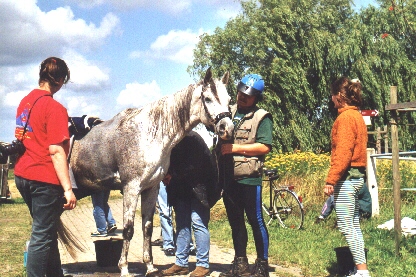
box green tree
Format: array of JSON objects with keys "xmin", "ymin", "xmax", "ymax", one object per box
[
  {"xmin": 189, "ymin": 0, "xmax": 416, "ymax": 152},
  {"xmin": 356, "ymin": 0, "xmax": 416, "ymax": 151}
]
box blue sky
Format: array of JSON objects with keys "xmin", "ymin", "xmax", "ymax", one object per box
[{"xmin": 0, "ymin": 0, "xmax": 377, "ymax": 145}]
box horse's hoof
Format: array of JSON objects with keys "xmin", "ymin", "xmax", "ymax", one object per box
[{"xmin": 146, "ymin": 269, "xmax": 162, "ymax": 277}]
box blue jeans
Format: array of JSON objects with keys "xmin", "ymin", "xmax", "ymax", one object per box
[
  {"xmin": 320, "ymin": 195, "xmax": 335, "ymax": 218},
  {"xmin": 174, "ymin": 197, "xmax": 210, "ymax": 268},
  {"xmin": 91, "ymin": 190, "xmax": 116, "ymax": 233},
  {"xmin": 16, "ymin": 176, "xmax": 65, "ymax": 277},
  {"xmin": 158, "ymin": 183, "xmax": 175, "ymax": 250}
]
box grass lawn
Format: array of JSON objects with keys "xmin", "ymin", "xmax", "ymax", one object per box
[
  {"xmin": 2, "ymin": 170, "xmax": 416, "ymax": 276},
  {"xmin": 209, "ymin": 197, "xmax": 416, "ymax": 277},
  {"xmin": 0, "ymin": 178, "xmax": 121, "ymax": 277},
  {"xmin": 0, "ymin": 182, "xmax": 31, "ymax": 277}
]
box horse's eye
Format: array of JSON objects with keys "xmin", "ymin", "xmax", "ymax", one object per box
[{"xmin": 204, "ymin": 97, "xmax": 212, "ymax": 103}]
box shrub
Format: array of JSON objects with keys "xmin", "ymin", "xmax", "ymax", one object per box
[
  {"xmin": 264, "ymin": 151, "xmax": 330, "ymax": 206},
  {"xmin": 376, "ymin": 159, "xmax": 416, "ymax": 203}
]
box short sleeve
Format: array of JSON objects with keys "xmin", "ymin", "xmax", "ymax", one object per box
[
  {"xmin": 256, "ymin": 114, "xmax": 273, "ymax": 145},
  {"xmin": 45, "ymin": 101, "xmax": 70, "ymax": 146}
]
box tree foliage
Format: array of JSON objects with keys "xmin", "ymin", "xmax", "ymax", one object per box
[{"xmin": 189, "ymin": 0, "xmax": 416, "ymax": 152}]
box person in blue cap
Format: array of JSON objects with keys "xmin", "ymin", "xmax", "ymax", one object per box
[{"xmin": 217, "ymin": 74, "xmax": 273, "ymax": 277}]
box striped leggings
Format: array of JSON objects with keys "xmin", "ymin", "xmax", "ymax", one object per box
[{"xmin": 334, "ymin": 178, "xmax": 367, "ymax": 265}]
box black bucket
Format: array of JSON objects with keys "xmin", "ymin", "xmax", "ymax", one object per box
[
  {"xmin": 94, "ymin": 238, "xmax": 123, "ymax": 267},
  {"xmin": 334, "ymin": 246, "xmax": 368, "ymax": 275}
]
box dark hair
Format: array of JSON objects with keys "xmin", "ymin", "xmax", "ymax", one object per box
[
  {"xmin": 330, "ymin": 76, "xmax": 362, "ymax": 107},
  {"xmin": 38, "ymin": 57, "xmax": 70, "ymax": 87}
]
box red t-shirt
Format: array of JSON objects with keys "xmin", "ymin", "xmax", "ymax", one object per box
[{"xmin": 14, "ymin": 89, "xmax": 70, "ymax": 185}]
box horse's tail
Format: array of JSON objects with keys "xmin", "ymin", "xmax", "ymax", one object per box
[{"xmin": 57, "ymin": 218, "xmax": 87, "ymax": 260}]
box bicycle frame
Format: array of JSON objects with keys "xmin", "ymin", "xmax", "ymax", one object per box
[
  {"xmin": 267, "ymin": 173, "xmax": 279, "ymax": 214},
  {"xmin": 262, "ymin": 169, "xmax": 304, "ymax": 229}
]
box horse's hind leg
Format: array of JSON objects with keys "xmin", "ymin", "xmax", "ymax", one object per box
[
  {"xmin": 141, "ymin": 185, "xmax": 161, "ymax": 277},
  {"xmin": 119, "ymin": 181, "xmax": 140, "ymax": 277}
]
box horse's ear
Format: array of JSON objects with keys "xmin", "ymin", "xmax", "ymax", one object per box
[
  {"xmin": 221, "ymin": 71, "xmax": 230, "ymax": 85},
  {"xmin": 204, "ymin": 67, "xmax": 212, "ymax": 84}
]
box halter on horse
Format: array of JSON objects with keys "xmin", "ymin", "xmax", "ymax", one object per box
[{"xmin": 67, "ymin": 68, "xmax": 233, "ymax": 277}]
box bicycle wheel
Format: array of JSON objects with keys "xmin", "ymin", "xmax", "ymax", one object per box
[{"xmin": 273, "ymin": 188, "xmax": 304, "ymax": 229}]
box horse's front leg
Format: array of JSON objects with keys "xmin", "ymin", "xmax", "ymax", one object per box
[
  {"xmin": 141, "ymin": 186, "xmax": 162, "ymax": 277},
  {"xmin": 119, "ymin": 181, "xmax": 140, "ymax": 277}
]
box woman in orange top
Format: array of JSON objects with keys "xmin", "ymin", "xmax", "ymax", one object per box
[{"xmin": 324, "ymin": 77, "xmax": 370, "ymax": 277}]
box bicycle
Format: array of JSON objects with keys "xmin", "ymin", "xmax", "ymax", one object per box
[{"xmin": 261, "ymin": 169, "xmax": 305, "ymax": 229}]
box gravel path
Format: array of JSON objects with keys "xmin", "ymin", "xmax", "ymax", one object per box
[{"xmin": 59, "ymin": 198, "xmax": 303, "ymax": 277}]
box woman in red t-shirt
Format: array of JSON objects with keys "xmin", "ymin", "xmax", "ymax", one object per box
[{"xmin": 15, "ymin": 57, "xmax": 77, "ymax": 277}]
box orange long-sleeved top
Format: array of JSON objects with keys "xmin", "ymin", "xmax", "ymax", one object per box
[{"xmin": 325, "ymin": 106, "xmax": 368, "ymax": 185}]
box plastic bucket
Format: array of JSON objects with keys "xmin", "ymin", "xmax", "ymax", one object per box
[
  {"xmin": 334, "ymin": 246, "xmax": 368, "ymax": 275},
  {"xmin": 94, "ymin": 238, "xmax": 123, "ymax": 267}
]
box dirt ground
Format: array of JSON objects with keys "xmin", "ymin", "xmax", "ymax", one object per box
[{"xmin": 58, "ymin": 197, "xmax": 304, "ymax": 277}]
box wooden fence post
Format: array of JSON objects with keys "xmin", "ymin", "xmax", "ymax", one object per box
[
  {"xmin": 389, "ymin": 86, "xmax": 401, "ymax": 256},
  {"xmin": 366, "ymin": 148, "xmax": 379, "ymax": 216},
  {"xmin": 376, "ymin": 127, "xmax": 381, "ymax": 154},
  {"xmin": 383, "ymin": 125, "xmax": 389, "ymax": 153}
]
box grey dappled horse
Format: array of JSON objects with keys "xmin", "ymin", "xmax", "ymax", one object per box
[{"xmin": 69, "ymin": 68, "xmax": 233, "ymax": 277}]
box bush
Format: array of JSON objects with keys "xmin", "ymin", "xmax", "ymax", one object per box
[
  {"xmin": 376, "ymin": 159, "xmax": 416, "ymax": 203},
  {"xmin": 264, "ymin": 151, "xmax": 330, "ymax": 206}
]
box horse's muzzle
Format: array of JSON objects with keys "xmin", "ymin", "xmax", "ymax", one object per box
[
  {"xmin": 214, "ymin": 112, "xmax": 231, "ymax": 125},
  {"xmin": 216, "ymin": 117, "xmax": 233, "ymax": 141}
]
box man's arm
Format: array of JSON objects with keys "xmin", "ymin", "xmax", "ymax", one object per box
[{"xmin": 220, "ymin": 142, "xmax": 271, "ymax": 156}]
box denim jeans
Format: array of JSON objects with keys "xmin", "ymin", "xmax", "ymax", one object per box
[
  {"xmin": 320, "ymin": 195, "xmax": 335, "ymax": 218},
  {"xmin": 174, "ymin": 197, "xmax": 210, "ymax": 268},
  {"xmin": 91, "ymin": 190, "xmax": 116, "ymax": 233},
  {"xmin": 16, "ymin": 176, "xmax": 65, "ymax": 277},
  {"xmin": 158, "ymin": 183, "xmax": 175, "ymax": 250}
]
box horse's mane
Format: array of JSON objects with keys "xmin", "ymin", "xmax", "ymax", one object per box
[
  {"xmin": 115, "ymin": 76, "xmax": 220, "ymax": 139},
  {"xmin": 150, "ymin": 77, "xmax": 220, "ymax": 137},
  {"xmin": 148, "ymin": 83, "xmax": 194, "ymax": 136},
  {"xmin": 115, "ymin": 83, "xmax": 195, "ymax": 137}
]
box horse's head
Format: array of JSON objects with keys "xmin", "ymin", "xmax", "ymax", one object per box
[{"xmin": 198, "ymin": 67, "xmax": 234, "ymax": 141}]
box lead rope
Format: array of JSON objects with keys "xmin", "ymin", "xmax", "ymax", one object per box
[{"xmin": 214, "ymin": 134, "xmax": 238, "ymax": 206}]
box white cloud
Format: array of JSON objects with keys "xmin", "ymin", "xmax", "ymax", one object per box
[
  {"xmin": 0, "ymin": 0, "xmax": 239, "ymax": 144},
  {"xmin": 67, "ymin": 0, "xmax": 192, "ymax": 14},
  {"xmin": 130, "ymin": 29, "xmax": 203, "ymax": 64},
  {"xmin": 0, "ymin": 49, "xmax": 112, "ymax": 143},
  {"xmin": 123, "ymin": 0, "xmax": 192, "ymax": 14},
  {"xmin": 4, "ymin": 90, "xmax": 29, "ymax": 107},
  {"xmin": 64, "ymin": 95, "xmax": 102, "ymax": 117},
  {"xmin": 68, "ymin": 0, "xmax": 240, "ymax": 17},
  {"xmin": 65, "ymin": 0, "xmax": 104, "ymax": 9},
  {"xmin": 116, "ymin": 80, "xmax": 162, "ymax": 109},
  {"xmin": 0, "ymin": 1, "xmax": 118, "ymax": 142},
  {"xmin": 63, "ymin": 50, "xmax": 110, "ymax": 92},
  {"xmin": 0, "ymin": 62, "xmax": 39, "ymax": 93},
  {"xmin": 0, "ymin": 0, "xmax": 119, "ymax": 65}
]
